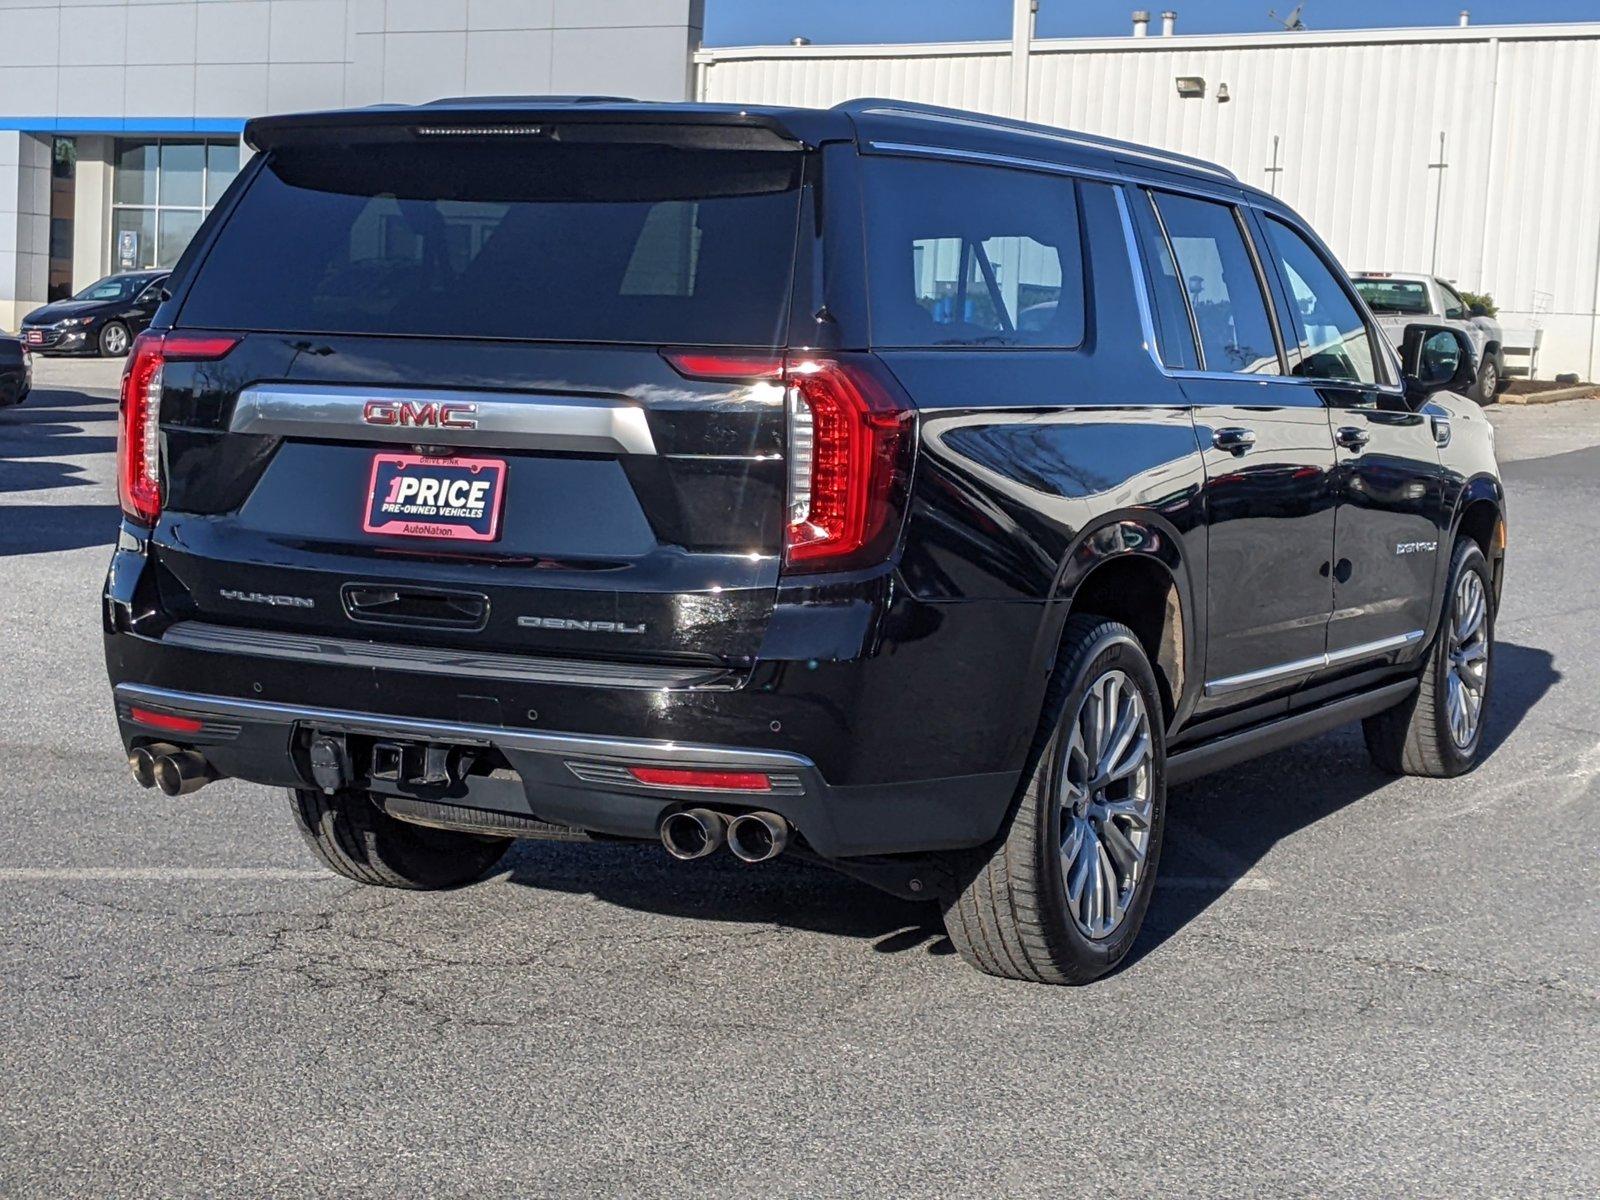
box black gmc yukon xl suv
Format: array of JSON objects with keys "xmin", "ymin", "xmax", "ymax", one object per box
[{"xmin": 104, "ymin": 98, "xmax": 1506, "ymax": 985}]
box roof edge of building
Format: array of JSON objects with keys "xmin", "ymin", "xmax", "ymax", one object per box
[{"xmin": 696, "ymin": 20, "xmax": 1600, "ymax": 64}]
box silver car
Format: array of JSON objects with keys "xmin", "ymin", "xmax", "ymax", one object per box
[{"xmin": 1353, "ymin": 272, "xmax": 1503, "ymax": 403}]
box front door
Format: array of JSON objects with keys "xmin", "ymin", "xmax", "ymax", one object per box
[{"xmin": 1250, "ymin": 211, "xmax": 1447, "ymax": 663}]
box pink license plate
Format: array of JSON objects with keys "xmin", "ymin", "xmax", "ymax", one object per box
[{"xmin": 362, "ymin": 453, "xmax": 507, "ymax": 542}]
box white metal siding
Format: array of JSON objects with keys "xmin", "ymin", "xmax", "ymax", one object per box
[{"xmin": 702, "ymin": 26, "xmax": 1600, "ymax": 378}]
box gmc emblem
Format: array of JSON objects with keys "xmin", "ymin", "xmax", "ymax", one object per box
[{"xmin": 362, "ymin": 400, "xmax": 478, "ymax": 429}]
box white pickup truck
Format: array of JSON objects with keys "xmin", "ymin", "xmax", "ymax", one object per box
[{"xmin": 1352, "ymin": 272, "xmax": 1503, "ymax": 403}]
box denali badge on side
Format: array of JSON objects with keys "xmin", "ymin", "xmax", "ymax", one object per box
[
  {"xmin": 1395, "ymin": 541, "xmax": 1438, "ymax": 556},
  {"xmin": 518, "ymin": 616, "xmax": 646, "ymax": 635},
  {"xmin": 221, "ymin": 589, "xmax": 315, "ymax": 608}
]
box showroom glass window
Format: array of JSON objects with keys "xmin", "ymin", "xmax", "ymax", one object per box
[{"xmin": 111, "ymin": 139, "xmax": 241, "ymax": 271}]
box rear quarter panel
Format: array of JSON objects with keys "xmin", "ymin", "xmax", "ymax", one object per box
[{"xmin": 874, "ymin": 179, "xmax": 1209, "ymax": 760}]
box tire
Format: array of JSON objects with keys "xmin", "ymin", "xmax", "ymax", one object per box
[
  {"xmin": 1363, "ymin": 538, "xmax": 1494, "ymax": 777},
  {"xmin": 97, "ymin": 321, "xmax": 130, "ymax": 358},
  {"xmin": 289, "ymin": 788, "xmax": 511, "ymax": 889},
  {"xmin": 1472, "ymin": 351, "xmax": 1499, "ymax": 405},
  {"xmin": 943, "ymin": 615, "xmax": 1167, "ymax": 985}
]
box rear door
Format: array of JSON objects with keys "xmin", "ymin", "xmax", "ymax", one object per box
[
  {"xmin": 153, "ymin": 134, "xmax": 807, "ymax": 669},
  {"xmin": 1131, "ymin": 188, "xmax": 1338, "ymax": 706}
]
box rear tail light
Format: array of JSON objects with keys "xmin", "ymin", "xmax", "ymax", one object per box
[
  {"xmin": 117, "ymin": 332, "xmax": 238, "ymax": 525},
  {"xmin": 663, "ymin": 351, "xmax": 916, "ymax": 573}
]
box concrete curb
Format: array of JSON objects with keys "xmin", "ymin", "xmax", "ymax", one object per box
[{"xmin": 1499, "ymin": 385, "xmax": 1598, "ymax": 405}]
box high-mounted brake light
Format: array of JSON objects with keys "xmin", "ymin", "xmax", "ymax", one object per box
[
  {"xmin": 661, "ymin": 350, "xmax": 916, "ymax": 573},
  {"xmin": 628, "ymin": 766, "xmax": 772, "ymax": 792},
  {"xmin": 118, "ymin": 332, "xmax": 238, "ymax": 525}
]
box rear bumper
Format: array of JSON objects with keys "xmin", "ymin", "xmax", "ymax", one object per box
[
  {"xmin": 110, "ymin": 680, "xmax": 1016, "ymax": 859},
  {"xmin": 104, "ymin": 528, "xmax": 1039, "ymax": 857}
]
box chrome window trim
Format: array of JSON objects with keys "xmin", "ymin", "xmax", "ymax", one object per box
[
  {"xmin": 1204, "ymin": 630, "xmax": 1425, "ymax": 697},
  {"xmin": 1117, "ymin": 185, "xmax": 1410, "ymax": 401},
  {"xmin": 229, "ymin": 383, "xmax": 658, "ymax": 456},
  {"xmin": 1113, "ymin": 184, "xmax": 1168, "ymax": 373},
  {"xmin": 115, "ymin": 683, "xmax": 816, "ymax": 771}
]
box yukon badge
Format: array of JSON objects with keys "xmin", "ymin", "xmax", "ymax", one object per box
[
  {"xmin": 221, "ymin": 589, "xmax": 315, "ymax": 608},
  {"xmin": 362, "ymin": 399, "xmax": 478, "ymax": 429}
]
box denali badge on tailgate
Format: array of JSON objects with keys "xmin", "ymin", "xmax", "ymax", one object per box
[{"xmin": 363, "ymin": 453, "xmax": 506, "ymax": 542}]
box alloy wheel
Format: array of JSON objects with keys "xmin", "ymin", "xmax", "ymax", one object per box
[
  {"xmin": 103, "ymin": 325, "xmax": 128, "ymax": 356},
  {"xmin": 1057, "ymin": 669, "xmax": 1155, "ymax": 939},
  {"xmin": 1446, "ymin": 569, "xmax": 1489, "ymax": 747}
]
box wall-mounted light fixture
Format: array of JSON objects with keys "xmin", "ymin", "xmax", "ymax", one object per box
[
  {"xmin": 1175, "ymin": 76, "xmax": 1205, "ymax": 98},
  {"xmin": 1216, "ymin": 82, "xmax": 1230, "ymax": 103}
]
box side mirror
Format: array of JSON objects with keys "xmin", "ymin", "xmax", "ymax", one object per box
[
  {"xmin": 1468, "ymin": 303, "xmax": 1489, "ymax": 318},
  {"xmin": 1400, "ymin": 324, "xmax": 1476, "ymax": 401}
]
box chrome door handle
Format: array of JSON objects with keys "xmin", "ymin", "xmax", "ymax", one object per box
[
  {"xmin": 1336, "ymin": 426, "xmax": 1371, "ymax": 451},
  {"xmin": 1212, "ymin": 427, "xmax": 1256, "ymax": 455},
  {"xmin": 1431, "ymin": 415, "xmax": 1452, "ymax": 447}
]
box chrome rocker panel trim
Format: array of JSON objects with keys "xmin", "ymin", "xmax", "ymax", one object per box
[{"xmin": 1203, "ymin": 630, "xmax": 1425, "ymax": 698}]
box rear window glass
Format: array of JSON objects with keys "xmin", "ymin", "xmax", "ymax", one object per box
[
  {"xmin": 179, "ymin": 142, "xmax": 803, "ymax": 346},
  {"xmin": 1353, "ymin": 279, "xmax": 1430, "ymax": 315},
  {"xmin": 861, "ymin": 156, "xmax": 1085, "ymax": 348}
]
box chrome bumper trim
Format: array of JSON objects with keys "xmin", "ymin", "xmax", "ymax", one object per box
[
  {"xmin": 113, "ymin": 683, "xmax": 815, "ymax": 772},
  {"xmin": 159, "ymin": 620, "xmax": 738, "ymax": 691}
]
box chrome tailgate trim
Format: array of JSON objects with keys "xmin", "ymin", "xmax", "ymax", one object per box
[{"xmin": 229, "ymin": 383, "xmax": 657, "ymax": 455}]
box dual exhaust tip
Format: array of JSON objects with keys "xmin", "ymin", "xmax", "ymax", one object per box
[
  {"xmin": 128, "ymin": 744, "xmax": 217, "ymax": 797},
  {"xmin": 660, "ymin": 808, "xmax": 790, "ymax": 864}
]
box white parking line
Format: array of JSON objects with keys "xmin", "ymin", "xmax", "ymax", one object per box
[{"xmin": 0, "ymin": 867, "xmax": 333, "ymax": 882}]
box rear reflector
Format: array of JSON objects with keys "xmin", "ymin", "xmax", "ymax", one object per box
[
  {"xmin": 627, "ymin": 766, "xmax": 772, "ymax": 792},
  {"xmin": 661, "ymin": 351, "xmax": 783, "ymax": 381},
  {"xmin": 128, "ymin": 707, "xmax": 204, "ymax": 734}
]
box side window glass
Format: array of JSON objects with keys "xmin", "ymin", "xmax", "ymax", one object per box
[
  {"xmin": 861, "ymin": 155, "xmax": 1085, "ymax": 348},
  {"xmin": 1261, "ymin": 216, "xmax": 1380, "ymax": 385},
  {"xmin": 1150, "ymin": 192, "xmax": 1281, "ymax": 375},
  {"xmin": 1129, "ymin": 190, "xmax": 1199, "ymax": 370},
  {"xmin": 1438, "ymin": 281, "xmax": 1468, "ymax": 320}
]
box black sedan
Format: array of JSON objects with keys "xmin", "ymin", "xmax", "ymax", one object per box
[
  {"xmin": 1, "ymin": 333, "xmax": 30, "ymax": 406},
  {"xmin": 20, "ymin": 270, "xmax": 168, "ymax": 358}
]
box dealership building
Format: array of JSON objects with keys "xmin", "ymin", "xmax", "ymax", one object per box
[
  {"xmin": 3, "ymin": 2, "xmax": 1599, "ymax": 380},
  {"xmin": 0, "ymin": 0, "xmax": 706, "ymax": 331}
]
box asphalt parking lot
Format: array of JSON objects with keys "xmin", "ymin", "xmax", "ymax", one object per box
[{"xmin": 2, "ymin": 357, "xmax": 1596, "ymax": 1198}]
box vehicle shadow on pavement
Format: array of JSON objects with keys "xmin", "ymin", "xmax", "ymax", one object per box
[
  {"xmin": 500, "ymin": 842, "xmax": 953, "ymax": 958},
  {"xmin": 0, "ymin": 503, "xmax": 122, "ymax": 556},
  {"xmin": 1, "ymin": 391, "xmax": 118, "ymax": 489},
  {"xmin": 501, "ymin": 642, "xmax": 1555, "ymax": 975},
  {"xmin": 1128, "ymin": 639, "xmax": 1559, "ymax": 970}
]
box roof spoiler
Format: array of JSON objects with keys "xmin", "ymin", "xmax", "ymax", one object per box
[{"xmin": 244, "ymin": 101, "xmax": 815, "ymax": 154}]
